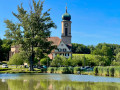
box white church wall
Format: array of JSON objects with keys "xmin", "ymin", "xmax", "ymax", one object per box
[
  {"xmin": 54, "ymin": 41, "xmax": 70, "ymax": 52},
  {"xmin": 53, "ymin": 53, "xmax": 72, "ymax": 59}
]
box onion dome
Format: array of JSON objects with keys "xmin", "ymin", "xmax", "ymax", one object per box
[{"xmin": 62, "ymin": 6, "xmax": 71, "ymax": 21}]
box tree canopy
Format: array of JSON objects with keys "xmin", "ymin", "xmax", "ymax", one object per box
[
  {"xmin": 0, "ymin": 39, "xmax": 12, "ymax": 61},
  {"xmin": 4, "ymin": 0, "xmax": 56, "ymax": 70}
]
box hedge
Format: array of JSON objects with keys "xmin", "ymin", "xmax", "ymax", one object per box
[{"xmin": 94, "ymin": 66, "xmax": 120, "ymax": 77}]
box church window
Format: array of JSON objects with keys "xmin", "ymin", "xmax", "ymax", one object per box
[
  {"xmin": 58, "ymin": 49, "xmax": 61, "ymax": 52},
  {"xmin": 65, "ymin": 53, "xmax": 66, "ymax": 56},
  {"xmin": 68, "ymin": 53, "xmax": 69, "ymax": 56},
  {"xmin": 63, "ymin": 48, "xmax": 66, "ymax": 52},
  {"xmin": 65, "ymin": 28, "xmax": 68, "ymax": 36},
  {"xmin": 65, "ymin": 49, "xmax": 66, "ymax": 52},
  {"xmin": 60, "ymin": 49, "xmax": 62, "ymax": 52},
  {"xmin": 61, "ymin": 44, "xmax": 63, "ymax": 46}
]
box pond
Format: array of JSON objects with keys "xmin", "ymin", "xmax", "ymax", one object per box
[{"xmin": 0, "ymin": 73, "xmax": 120, "ymax": 90}]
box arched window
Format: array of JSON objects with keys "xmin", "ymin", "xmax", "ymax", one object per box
[
  {"xmin": 65, "ymin": 49, "xmax": 66, "ymax": 52},
  {"xmin": 65, "ymin": 28, "xmax": 68, "ymax": 36}
]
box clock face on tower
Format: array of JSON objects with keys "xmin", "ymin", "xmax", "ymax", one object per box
[{"xmin": 64, "ymin": 23, "xmax": 68, "ymax": 27}]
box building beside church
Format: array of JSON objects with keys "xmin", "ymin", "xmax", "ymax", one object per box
[{"xmin": 9, "ymin": 7, "xmax": 72, "ymax": 59}]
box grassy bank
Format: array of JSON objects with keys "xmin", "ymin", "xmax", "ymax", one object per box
[
  {"xmin": 0, "ymin": 67, "xmax": 93, "ymax": 75},
  {"xmin": 0, "ymin": 67, "xmax": 42, "ymax": 73},
  {"xmin": 94, "ymin": 66, "xmax": 120, "ymax": 77}
]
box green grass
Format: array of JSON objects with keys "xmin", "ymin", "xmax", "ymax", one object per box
[
  {"xmin": 73, "ymin": 54, "xmax": 95, "ymax": 58},
  {"xmin": 0, "ymin": 65, "xmax": 42, "ymax": 73},
  {"xmin": 0, "ymin": 68, "xmax": 42, "ymax": 73}
]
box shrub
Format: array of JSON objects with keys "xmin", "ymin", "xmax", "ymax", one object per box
[
  {"xmin": 40, "ymin": 57, "xmax": 51, "ymax": 66},
  {"xmin": 109, "ymin": 67, "xmax": 114, "ymax": 77},
  {"xmin": 103, "ymin": 67, "xmax": 109, "ymax": 76},
  {"xmin": 41, "ymin": 68, "xmax": 47, "ymax": 73},
  {"xmin": 98, "ymin": 66, "xmax": 103, "ymax": 75},
  {"xmin": 73, "ymin": 67, "xmax": 81, "ymax": 74},
  {"xmin": 47, "ymin": 67, "xmax": 55, "ymax": 73},
  {"xmin": 94, "ymin": 66, "xmax": 120, "ymax": 77},
  {"xmin": 114, "ymin": 67, "xmax": 120, "ymax": 77},
  {"xmin": 94, "ymin": 66, "xmax": 98, "ymax": 75},
  {"xmin": 50, "ymin": 55, "xmax": 63, "ymax": 67},
  {"xmin": 8, "ymin": 52, "xmax": 28, "ymax": 65},
  {"xmin": 68, "ymin": 67, "xmax": 74, "ymax": 74},
  {"xmin": 57, "ymin": 67, "xmax": 69, "ymax": 74}
]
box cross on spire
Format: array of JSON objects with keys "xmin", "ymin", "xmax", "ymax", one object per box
[{"xmin": 66, "ymin": 3, "xmax": 67, "ymax": 13}]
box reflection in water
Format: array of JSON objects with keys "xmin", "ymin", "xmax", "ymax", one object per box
[
  {"xmin": 0, "ymin": 73, "xmax": 120, "ymax": 90},
  {"xmin": 2, "ymin": 79, "xmax": 6, "ymax": 82}
]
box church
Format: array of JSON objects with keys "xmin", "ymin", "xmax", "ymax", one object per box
[
  {"xmin": 9, "ymin": 7, "xmax": 72, "ymax": 59},
  {"xmin": 48, "ymin": 7, "xmax": 72, "ymax": 59}
]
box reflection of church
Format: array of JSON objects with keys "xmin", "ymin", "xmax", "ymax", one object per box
[
  {"xmin": 48, "ymin": 7, "xmax": 72, "ymax": 59},
  {"xmin": 9, "ymin": 7, "xmax": 72, "ymax": 59}
]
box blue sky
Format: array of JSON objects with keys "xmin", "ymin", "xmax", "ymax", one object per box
[{"xmin": 1, "ymin": 0, "xmax": 120, "ymax": 45}]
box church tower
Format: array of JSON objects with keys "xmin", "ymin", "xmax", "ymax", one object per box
[{"xmin": 61, "ymin": 6, "xmax": 72, "ymax": 45}]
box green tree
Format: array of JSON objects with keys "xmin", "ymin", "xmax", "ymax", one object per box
[
  {"xmin": 0, "ymin": 39, "xmax": 12, "ymax": 61},
  {"xmin": 101, "ymin": 45, "xmax": 113, "ymax": 57},
  {"xmin": 116, "ymin": 52, "xmax": 120, "ymax": 62},
  {"xmin": 62, "ymin": 57, "xmax": 72, "ymax": 66},
  {"xmin": 71, "ymin": 56, "xmax": 83, "ymax": 66},
  {"xmin": 8, "ymin": 52, "xmax": 28, "ymax": 65},
  {"xmin": 72, "ymin": 43, "xmax": 90, "ymax": 54},
  {"xmin": 40, "ymin": 56, "xmax": 51, "ymax": 66},
  {"xmin": 50, "ymin": 55, "xmax": 63, "ymax": 67},
  {"xmin": 4, "ymin": 0, "xmax": 56, "ymax": 71},
  {"xmin": 0, "ymin": 39, "xmax": 3, "ymax": 61}
]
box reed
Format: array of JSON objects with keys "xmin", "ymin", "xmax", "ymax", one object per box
[{"xmin": 94, "ymin": 66, "xmax": 120, "ymax": 77}]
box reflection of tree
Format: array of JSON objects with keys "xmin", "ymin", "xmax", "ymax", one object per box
[
  {"xmin": 0, "ymin": 79, "xmax": 8, "ymax": 90},
  {"xmin": 2, "ymin": 78, "xmax": 120, "ymax": 90}
]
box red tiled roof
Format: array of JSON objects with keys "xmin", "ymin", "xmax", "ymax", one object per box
[{"xmin": 47, "ymin": 37, "xmax": 61, "ymax": 46}]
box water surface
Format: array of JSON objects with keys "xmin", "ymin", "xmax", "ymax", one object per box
[{"xmin": 0, "ymin": 73, "xmax": 120, "ymax": 90}]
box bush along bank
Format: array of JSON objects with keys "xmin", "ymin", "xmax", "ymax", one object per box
[
  {"xmin": 94, "ymin": 66, "xmax": 120, "ymax": 77},
  {"xmin": 47, "ymin": 67, "xmax": 78, "ymax": 74},
  {"xmin": 47, "ymin": 67, "xmax": 92, "ymax": 74}
]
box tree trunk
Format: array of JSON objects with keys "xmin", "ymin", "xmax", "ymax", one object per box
[{"xmin": 30, "ymin": 45, "xmax": 34, "ymax": 71}]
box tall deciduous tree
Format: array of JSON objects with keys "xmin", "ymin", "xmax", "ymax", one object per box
[
  {"xmin": 0, "ymin": 39, "xmax": 12, "ymax": 61},
  {"xmin": 0, "ymin": 39, "xmax": 3, "ymax": 61},
  {"xmin": 4, "ymin": 0, "xmax": 56, "ymax": 71}
]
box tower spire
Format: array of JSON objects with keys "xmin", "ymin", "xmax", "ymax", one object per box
[{"xmin": 66, "ymin": 3, "xmax": 67, "ymax": 13}]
